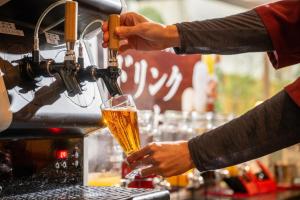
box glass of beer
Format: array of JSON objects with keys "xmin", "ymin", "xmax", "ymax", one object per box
[{"xmin": 101, "ymin": 94, "xmax": 142, "ymax": 179}]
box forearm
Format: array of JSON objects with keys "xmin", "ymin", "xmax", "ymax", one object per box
[
  {"xmin": 188, "ymin": 90, "xmax": 300, "ymax": 171},
  {"xmin": 174, "ymin": 10, "xmax": 273, "ymax": 54}
]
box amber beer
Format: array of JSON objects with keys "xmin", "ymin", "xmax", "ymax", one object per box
[{"xmin": 102, "ymin": 108, "xmax": 141, "ymax": 155}]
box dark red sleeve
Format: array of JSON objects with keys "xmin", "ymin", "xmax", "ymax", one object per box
[{"xmin": 255, "ymin": 0, "xmax": 300, "ymax": 69}]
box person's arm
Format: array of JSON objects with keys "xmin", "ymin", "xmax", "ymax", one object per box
[
  {"xmin": 102, "ymin": 10, "xmax": 273, "ymax": 54},
  {"xmin": 189, "ymin": 90, "xmax": 300, "ymax": 171},
  {"xmin": 174, "ymin": 10, "xmax": 273, "ymax": 54},
  {"xmin": 127, "ymin": 90, "xmax": 300, "ymax": 177}
]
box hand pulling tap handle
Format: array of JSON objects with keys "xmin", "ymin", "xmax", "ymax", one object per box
[
  {"xmin": 65, "ymin": 0, "xmax": 78, "ymax": 52},
  {"xmin": 107, "ymin": 14, "xmax": 123, "ymax": 96},
  {"xmin": 108, "ymin": 14, "xmax": 120, "ymax": 68}
]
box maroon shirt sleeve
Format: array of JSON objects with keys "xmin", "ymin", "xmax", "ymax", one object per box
[
  {"xmin": 256, "ymin": 0, "xmax": 300, "ymax": 107},
  {"xmin": 255, "ymin": 0, "xmax": 300, "ymax": 69}
]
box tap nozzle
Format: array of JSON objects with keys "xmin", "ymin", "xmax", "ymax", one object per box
[{"xmin": 108, "ymin": 49, "xmax": 118, "ymax": 67}]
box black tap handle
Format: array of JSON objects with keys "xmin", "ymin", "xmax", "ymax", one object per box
[
  {"xmin": 71, "ymin": 65, "xmax": 123, "ymax": 97},
  {"xmin": 94, "ymin": 66, "xmax": 123, "ymax": 96},
  {"xmin": 50, "ymin": 62, "xmax": 82, "ymax": 97},
  {"xmin": 102, "ymin": 75, "xmax": 123, "ymax": 97}
]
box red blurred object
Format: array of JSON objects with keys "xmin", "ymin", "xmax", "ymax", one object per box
[
  {"xmin": 121, "ymin": 161, "xmax": 155, "ymax": 188},
  {"xmin": 238, "ymin": 171, "xmax": 259, "ymax": 195},
  {"xmin": 121, "ymin": 161, "xmax": 131, "ymax": 179},
  {"xmin": 238, "ymin": 160, "xmax": 277, "ymax": 194},
  {"xmin": 56, "ymin": 150, "xmax": 68, "ymax": 159},
  {"xmin": 255, "ymin": 160, "xmax": 277, "ymax": 193},
  {"xmin": 221, "ymin": 160, "xmax": 277, "ymax": 197},
  {"xmin": 49, "ymin": 128, "xmax": 62, "ymax": 134}
]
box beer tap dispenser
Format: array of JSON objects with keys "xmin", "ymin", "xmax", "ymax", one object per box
[
  {"xmin": 61, "ymin": 0, "xmax": 82, "ymax": 96},
  {"xmin": 10, "ymin": 2, "xmax": 123, "ymax": 98},
  {"xmin": 65, "ymin": 0, "xmax": 77, "ymax": 60},
  {"xmin": 101, "ymin": 14, "xmax": 123, "ymax": 97},
  {"xmin": 108, "ymin": 14, "xmax": 120, "ymax": 69}
]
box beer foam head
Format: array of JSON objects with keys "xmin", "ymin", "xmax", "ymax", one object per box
[{"xmin": 104, "ymin": 106, "xmax": 137, "ymax": 112}]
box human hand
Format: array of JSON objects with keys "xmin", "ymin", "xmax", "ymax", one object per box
[
  {"xmin": 126, "ymin": 141, "xmax": 195, "ymax": 177},
  {"xmin": 102, "ymin": 12, "xmax": 180, "ymax": 52}
]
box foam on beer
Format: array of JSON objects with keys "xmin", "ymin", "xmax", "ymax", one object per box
[{"xmin": 103, "ymin": 106, "xmax": 137, "ymax": 112}]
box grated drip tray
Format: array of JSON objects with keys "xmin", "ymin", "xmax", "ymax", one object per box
[{"xmin": 1, "ymin": 185, "xmax": 170, "ymax": 200}]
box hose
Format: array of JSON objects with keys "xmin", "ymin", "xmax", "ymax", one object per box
[{"xmin": 34, "ymin": 0, "xmax": 71, "ymax": 51}]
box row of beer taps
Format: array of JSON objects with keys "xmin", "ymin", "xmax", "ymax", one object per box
[{"xmin": 17, "ymin": 0, "xmax": 123, "ymax": 98}]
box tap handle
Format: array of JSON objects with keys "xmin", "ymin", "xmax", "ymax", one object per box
[
  {"xmin": 93, "ymin": 67, "xmax": 123, "ymax": 96},
  {"xmin": 65, "ymin": 1, "xmax": 78, "ymax": 50},
  {"xmin": 108, "ymin": 14, "xmax": 120, "ymax": 50}
]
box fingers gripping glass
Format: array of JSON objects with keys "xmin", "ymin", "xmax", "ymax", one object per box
[{"xmin": 101, "ymin": 94, "xmax": 142, "ymax": 179}]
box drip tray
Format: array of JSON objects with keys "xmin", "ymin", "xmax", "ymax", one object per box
[{"xmin": 1, "ymin": 185, "xmax": 170, "ymax": 200}]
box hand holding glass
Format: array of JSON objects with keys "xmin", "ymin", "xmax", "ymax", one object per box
[{"xmin": 101, "ymin": 94, "xmax": 143, "ymax": 179}]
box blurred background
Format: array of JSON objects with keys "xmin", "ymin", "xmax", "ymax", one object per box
[
  {"xmin": 125, "ymin": 0, "xmax": 299, "ymax": 115},
  {"xmin": 89, "ymin": 0, "xmax": 300, "ymax": 198}
]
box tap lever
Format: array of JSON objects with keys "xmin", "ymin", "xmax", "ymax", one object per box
[
  {"xmin": 108, "ymin": 14, "xmax": 120, "ymax": 68},
  {"xmin": 48, "ymin": 61, "xmax": 82, "ymax": 97},
  {"xmin": 64, "ymin": 0, "xmax": 78, "ymax": 54},
  {"xmin": 108, "ymin": 14, "xmax": 120, "ymax": 50},
  {"xmin": 95, "ymin": 66, "xmax": 123, "ymax": 96}
]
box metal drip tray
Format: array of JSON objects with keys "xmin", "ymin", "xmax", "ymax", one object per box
[{"xmin": 1, "ymin": 185, "xmax": 170, "ymax": 200}]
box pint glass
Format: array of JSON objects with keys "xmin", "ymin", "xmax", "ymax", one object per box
[{"xmin": 101, "ymin": 94, "xmax": 142, "ymax": 179}]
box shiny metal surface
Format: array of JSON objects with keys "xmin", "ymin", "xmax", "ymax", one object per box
[
  {"xmin": 1, "ymin": 185, "xmax": 170, "ymax": 200},
  {"xmin": 0, "ymin": 0, "xmax": 123, "ymax": 129}
]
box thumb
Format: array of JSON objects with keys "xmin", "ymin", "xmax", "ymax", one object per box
[{"xmin": 115, "ymin": 26, "xmax": 140, "ymax": 38}]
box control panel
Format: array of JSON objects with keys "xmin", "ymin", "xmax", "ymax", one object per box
[
  {"xmin": 54, "ymin": 146, "xmax": 81, "ymax": 170},
  {"xmin": 0, "ymin": 136, "xmax": 83, "ymax": 197}
]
